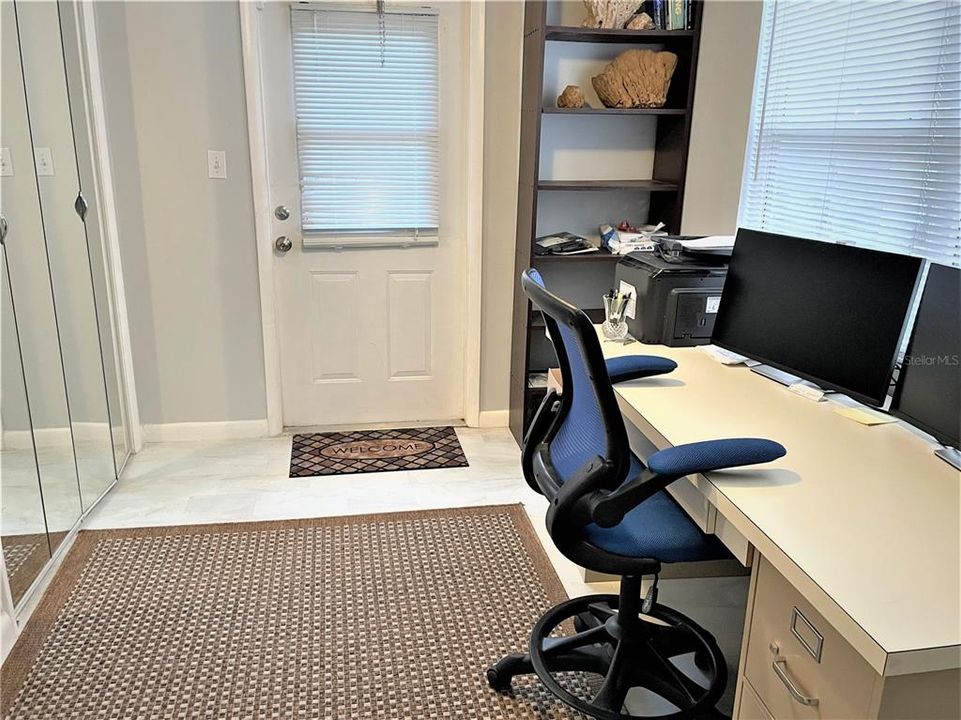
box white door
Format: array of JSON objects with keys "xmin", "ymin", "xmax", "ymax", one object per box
[{"xmin": 258, "ymin": 3, "xmax": 468, "ymax": 428}]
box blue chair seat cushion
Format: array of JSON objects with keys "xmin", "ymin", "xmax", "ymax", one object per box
[{"xmin": 583, "ymin": 477, "xmax": 730, "ymax": 563}]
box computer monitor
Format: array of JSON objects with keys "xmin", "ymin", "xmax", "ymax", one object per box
[
  {"xmin": 711, "ymin": 229, "xmax": 923, "ymax": 406},
  {"xmin": 891, "ymin": 263, "xmax": 961, "ymax": 449}
]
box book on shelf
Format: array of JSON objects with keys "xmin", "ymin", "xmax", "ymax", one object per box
[{"xmin": 645, "ymin": 0, "xmax": 691, "ymax": 30}]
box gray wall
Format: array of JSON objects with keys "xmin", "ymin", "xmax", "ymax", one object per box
[
  {"xmin": 95, "ymin": 1, "xmax": 267, "ymax": 426},
  {"xmin": 681, "ymin": 0, "xmax": 763, "ymax": 235}
]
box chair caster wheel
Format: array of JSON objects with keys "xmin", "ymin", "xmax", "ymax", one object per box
[
  {"xmin": 486, "ymin": 666, "xmax": 512, "ymax": 693},
  {"xmin": 487, "ymin": 652, "xmax": 532, "ymax": 693}
]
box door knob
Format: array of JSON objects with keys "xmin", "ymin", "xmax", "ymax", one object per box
[
  {"xmin": 274, "ymin": 205, "xmax": 290, "ymax": 221},
  {"xmin": 275, "ymin": 235, "xmax": 293, "ymax": 253}
]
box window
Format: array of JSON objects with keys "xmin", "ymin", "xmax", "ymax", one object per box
[
  {"xmin": 290, "ymin": 6, "xmax": 439, "ymax": 243},
  {"xmin": 739, "ymin": 1, "xmax": 960, "ymax": 267}
]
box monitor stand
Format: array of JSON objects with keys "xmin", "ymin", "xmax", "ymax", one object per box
[
  {"xmin": 935, "ymin": 447, "xmax": 961, "ymax": 472},
  {"xmin": 750, "ymin": 364, "xmax": 802, "ymax": 388}
]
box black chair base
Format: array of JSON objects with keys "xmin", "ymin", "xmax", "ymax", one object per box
[{"xmin": 487, "ymin": 576, "xmax": 726, "ymax": 720}]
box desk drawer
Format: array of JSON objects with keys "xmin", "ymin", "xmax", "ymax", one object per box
[{"xmin": 745, "ymin": 558, "xmax": 878, "ymax": 719}]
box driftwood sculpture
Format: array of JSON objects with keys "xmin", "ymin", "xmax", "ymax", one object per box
[
  {"xmin": 581, "ymin": 0, "xmax": 642, "ymax": 29},
  {"xmin": 556, "ymin": 85, "xmax": 587, "ymax": 109},
  {"xmin": 592, "ymin": 49, "xmax": 678, "ymax": 108}
]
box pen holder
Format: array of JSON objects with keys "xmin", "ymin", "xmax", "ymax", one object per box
[{"xmin": 602, "ymin": 293, "xmax": 629, "ymax": 341}]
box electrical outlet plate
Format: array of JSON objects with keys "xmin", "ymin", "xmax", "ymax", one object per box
[
  {"xmin": 207, "ymin": 150, "xmax": 227, "ymax": 179},
  {"xmin": 0, "ymin": 147, "xmax": 12, "ymax": 177},
  {"xmin": 34, "ymin": 147, "xmax": 54, "ymax": 176}
]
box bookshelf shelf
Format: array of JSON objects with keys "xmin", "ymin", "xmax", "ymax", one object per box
[
  {"xmin": 532, "ymin": 250, "xmax": 622, "ymax": 263},
  {"xmin": 545, "ymin": 26, "xmax": 695, "ymax": 43},
  {"xmin": 537, "ymin": 179, "xmax": 679, "ymax": 191}
]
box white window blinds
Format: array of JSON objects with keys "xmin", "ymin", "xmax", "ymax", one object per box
[
  {"xmin": 290, "ymin": 7, "xmax": 439, "ymax": 238},
  {"xmin": 739, "ymin": 1, "xmax": 961, "ymax": 267}
]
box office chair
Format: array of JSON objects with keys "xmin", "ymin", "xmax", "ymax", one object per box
[{"xmin": 488, "ymin": 269, "xmax": 786, "ymax": 719}]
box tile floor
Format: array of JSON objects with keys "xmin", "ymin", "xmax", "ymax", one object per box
[{"xmin": 83, "ymin": 428, "xmax": 604, "ymax": 598}]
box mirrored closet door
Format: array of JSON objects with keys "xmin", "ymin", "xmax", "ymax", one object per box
[{"xmin": 1, "ymin": 0, "xmax": 129, "ymax": 608}]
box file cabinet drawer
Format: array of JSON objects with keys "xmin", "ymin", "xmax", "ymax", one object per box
[
  {"xmin": 744, "ymin": 557, "xmax": 879, "ymax": 719},
  {"xmin": 738, "ymin": 680, "xmax": 774, "ymax": 720}
]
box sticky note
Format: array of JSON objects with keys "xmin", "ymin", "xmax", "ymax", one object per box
[{"xmin": 834, "ymin": 407, "xmax": 898, "ymax": 426}]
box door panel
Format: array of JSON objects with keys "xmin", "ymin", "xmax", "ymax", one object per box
[
  {"xmin": 387, "ymin": 271, "xmax": 432, "ymax": 379},
  {"xmin": 309, "ymin": 271, "xmax": 361, "ymax": 382},
  {"xmin": 260, "ymin": 3, "xmax": 467, "ymax": 428}
]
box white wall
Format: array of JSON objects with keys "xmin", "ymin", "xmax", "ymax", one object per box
[
  {"xmin": 681, "ymin": 0, "xmax": 763, "ymax": 235},
  {"xmin": 95, "ymin": 1, "xmax": 267, "ymax": 426},
  {"xmin": 480, "ymin": 1, "xmax": 524, "ymax": 417}
]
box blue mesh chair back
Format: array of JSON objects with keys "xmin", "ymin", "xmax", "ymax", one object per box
[{"xmin": 523, "ymin": 269, "xmax": 631, "ymax": 484}]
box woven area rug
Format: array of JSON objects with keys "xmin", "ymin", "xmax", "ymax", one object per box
[
  {"xmin": 0, "ymin": 505, "xmax": 595, "ymax": 719},
  {"xmin": 289, "ymin": 426, "xmax": 469, "ymax": 477}
]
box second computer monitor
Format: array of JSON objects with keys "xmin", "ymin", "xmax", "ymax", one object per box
[
  {"xmin": 891, "ymin": 263, "xmax": 961, "ymax": 448},
  {"xmin": 712, "ymin": 229, "xmax": 923, "ymax": 406}
]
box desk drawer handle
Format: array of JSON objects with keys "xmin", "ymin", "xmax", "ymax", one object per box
[{"xmin": 770, "ymin": 643, "xmax": 819, "ymax": 707}]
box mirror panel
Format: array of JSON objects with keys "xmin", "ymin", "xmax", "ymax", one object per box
[
  {"xmin": 1, "ymin": 0, "xmax": 74, "ymax": 576},
  {"xmin": 17, "ymin": 0, "xmax": 117, "ymax": 508},
  {"xmin": 1, "ymin": 252, "xmax": 51, "ymax": 606}
]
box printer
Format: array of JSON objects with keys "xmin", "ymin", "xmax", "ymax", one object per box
[{"xmin": 614, "ymin": 252, "xmax": 728, "ymax": 346}]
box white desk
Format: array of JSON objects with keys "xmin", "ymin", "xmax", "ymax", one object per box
[{"xmin": 595, "ymin": 330, "xmax": 960, "ymax": 715}]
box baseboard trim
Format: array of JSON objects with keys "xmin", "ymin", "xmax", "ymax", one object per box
[
  {"xmin": 142, "ymin": 419, "xmax": 270, "ymax": 443},
  {"xmin": 1, "ymin": 423, "xmax": 112, "ymax": 450},
  {"xmin": 476, "ymin": 410, "xmax": 509, "ymax": 428}
]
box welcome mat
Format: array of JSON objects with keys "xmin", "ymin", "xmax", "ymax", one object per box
[
  {"xmin": 289, "ymin": 425, "xmax": 469, "ymax": 477},
  {"xmin": 0, "ymin": 505, "xmax": 594, "ymax": 719}
]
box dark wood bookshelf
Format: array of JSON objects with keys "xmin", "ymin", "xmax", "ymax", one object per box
[
  {"xmin": 509, "ymin": 1, "xmax": 704, "ymax": 444},
  {"xmin": 537, "ymin": 179, "xmax": 679, "ymax": 191},
  {"xmin": 542, "ymin": 106, "xmax": 687, "ymax": 116},
  {"xmin": 531, "ymin": 307, "xmax": 605, "ymax": 327}
]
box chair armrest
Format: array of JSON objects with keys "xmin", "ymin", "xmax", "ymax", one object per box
[
  {"xmin": 606, "ymin": 355, "xmax": 677, "ymax": 383},
  {"xmin": 589, "ymin": 438, "xmax": 786, "ymax": 528},
  {"xmin": 589, "ymin": 469, "xmax": 677, "ymax": 528},
  {"xmin": 646, "ymin": 438, "xmax": 786, "ymax": 477}
]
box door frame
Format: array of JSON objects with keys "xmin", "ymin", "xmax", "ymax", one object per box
[
  {"xmin": 75, "ymin": 0, "xmax": 143, "ymax": 454},
  {"xmin": 239, "ymin": 0, "xmax": 485, "ymax": 434}
]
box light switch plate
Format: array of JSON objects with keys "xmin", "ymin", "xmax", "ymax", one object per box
[
  {"xmin": 207, "ymin": 150, "xmax": 227, "ymax": 179},
  {"xmin": 0, "ymin": 147, "xmax": 12, "ymax": 177},
  {"xmin": 34, "ymin": 147, "xmax": 54, "ymax": 176}
]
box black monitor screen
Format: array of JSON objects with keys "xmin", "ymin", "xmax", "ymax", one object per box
[
  {"xmin": 892, "ymin": 264, "xmax": 961, "ymax": 447},
  {"xmin": 712, "ymin": 229, "xmax": 922, "ymax": 406}
]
